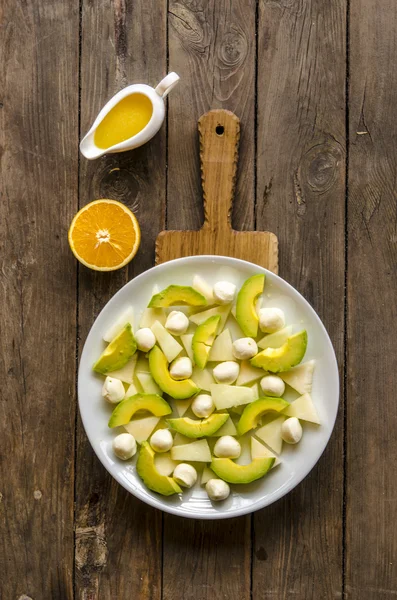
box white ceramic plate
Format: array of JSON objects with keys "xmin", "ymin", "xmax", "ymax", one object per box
[{"xmin": 78, "ymin": 256, "xmax": 339, "ymax": 519}]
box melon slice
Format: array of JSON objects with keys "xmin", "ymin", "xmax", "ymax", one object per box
[
  {"xmin": 255, "ymin": 416, "xmax": 286, "ymax": 454},
  {"xmin": 251, "ymin": 437, "xmax": 280, "ymax": 467},
  {"xmin": 174, "ymin": 398, "xmax": 193, "ymax": 417},
  {"xmin": 171, "ymin": 439, "xmax": 211, "ymax": 462},
  {"xmin": 208, "ymin": 329, "xmax": 234, "ymax": 362},
  {"xmin": 191, "ymin": 366, "xmax": 215, "ymax": 391},
  {"xmin": 258, "ymin": 326, "xmax": 293, "ymax": 350},
  {"xmin": 193, "ymin": 275, "xmax": 215, "ymax": 304},
  {"xmin": 181, "ymin": 333, "xmax": 194, "ymax": 363},
  {"xmin": 279, "ymin": 360, "xmax": 315, "ymax": 395},
  {"xmin": 210, "ymin": 384, "xmax": 255, "ymax": 410},
  {"xmin": 282, "ymin": 393, "xmax": 320, "ymax": 424},
  {"xmin": 103, "ymin": 306, "xmax": 134, "ymax": 343},
  {"xmin": 151, "ymin": 320, "xmax": 183, "ymax": 363},
  {"xmin": 211, "ymin": 417, "xmax": 237, "ymax": 437},
  {"xmin": 189, "ymin": 304, "xmax": 231, "ymax": 332},
  {"xmin": 136, "ymin": 372, "xmax": 163, "ymax": 396},
  {"xmin": 154, "ymin": 452, "xmax": 179, "ymax": 476},
  {"xmin": 201, "ymin": 466, "xmax": 216, "ymax": 485},
  {"xmin": 124, "ymin": 416, "xmax": 160, "ymax": 443},
  {"xmin": 236, "ymin": 361, "xmax": 264, "ymax": 386},
  {"xmin": 173, "ymin": 432, "xmax": 192, "ymax": 446},
  {"xmin": 107, "ymin": 354, "xmax": 138, "ymax": 384}
]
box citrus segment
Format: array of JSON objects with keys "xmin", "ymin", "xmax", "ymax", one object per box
[{"xmin": 68, "ymin": 199, "xmax": 140, "ymax": 271}]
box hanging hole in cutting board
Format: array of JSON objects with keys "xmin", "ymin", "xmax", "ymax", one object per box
[{"xmin": 216, "ymin": 125, "xmax": 224, "ymax": 136}]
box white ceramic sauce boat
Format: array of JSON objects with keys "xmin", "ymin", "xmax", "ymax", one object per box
[{"xmin": 80, "ymin": 72, "xmax": 180, "ymax": 160}]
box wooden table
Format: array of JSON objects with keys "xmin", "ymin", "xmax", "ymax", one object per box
[{"xmin": 2, "ymin": 0, "xmax": 396, "ymax": 598}]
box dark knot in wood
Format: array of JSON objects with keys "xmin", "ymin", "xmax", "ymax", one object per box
[{"xmin": 301, "ymin": 139, "xmax": 343, "ymax": 194}]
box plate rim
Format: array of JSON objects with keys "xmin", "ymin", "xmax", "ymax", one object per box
[{"xmin": 78, "ymin": 255, "xmax": 340, "ymax": 520}]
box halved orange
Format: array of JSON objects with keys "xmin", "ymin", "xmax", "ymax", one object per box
[{"xmin": 68, "ymin": 199, "xmax": 141, "ymax": 271}]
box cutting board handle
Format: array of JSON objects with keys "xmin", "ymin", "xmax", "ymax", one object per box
[{"xmin": 198, "ymin": 109, "xmax": 240, "ymax": 232}]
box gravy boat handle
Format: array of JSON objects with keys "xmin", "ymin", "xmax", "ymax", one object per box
[{"xmin": 155, "ymin": 72, "xmax": 180, "ymax": 98}]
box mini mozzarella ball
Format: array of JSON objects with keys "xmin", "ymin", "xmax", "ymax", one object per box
[
  {"xmin": 213, "ymin": 281, "xmax": 236, "ymax": 305},
  {"xmin": 191, "ymin": 393, "xmax": 215, "ymax": 418},
  {"xmin": 165, "ymin": 310, "xmax": 189, "ymax": 335},
  {"xmin": 135, "ymin": 327, "xmax": 156, "ymax": 352},
  {"xmin": 232, "ymin": 337, "xmax": 258, "ymax": 360},
  {"xmin": 214, "ymin": 435, "xmax": 241, "ymax": 459},
  {"xmin": 281, "ymin": 417, "xmax": 303, "ymax": 444},
  {"xmin": 150, "ymin": 429, "xmax": 174, "ymax": 453},
  {"xmin": 112, "ymin": 433, "xmax": 137, "ymax": 460},
  {"xmin": 260, "ymin": 375, "xmax": 285, "ymax": 397},
  {"xmin": 173, "ymin": 463, "xmax": 197, "ymax": 488},
  {"xmin": 213, "ymin": 361, "xmax": 240, "ymax": 384},
  {"xmin": 102, "ymin": 376, "xmax": 125, "ymax": 404},
  {"xmin": 206, "ymin": 479, "xmax": 231, "ymax": 501},
  {"xmin": 259, "ymin": 307, "xmax": 285, "ymax": 333},
  {"xmin": 169, "ymin": 356, "xmax": 193, "ymax": 380}
]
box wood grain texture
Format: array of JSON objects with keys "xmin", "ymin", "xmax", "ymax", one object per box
[
  {"xmin": 75, "ymin": 0, "xmax": 167, "ymax": 598},
  {"xmin": 163, "ymin": 2, "xmax": 258, "ymax": 598},
  {"xmin": 167, "ymin": 0, "xmax": 257, "ymax": 231},
  {"xmin": 346, "ymin": 0, "xmax": 397, "ymax": 597},
  {"xmin": 0, "ymin": 0, "xmax": 79, "ymax": 597},
  {"xmin": 252, "ymin": 0, "xmax": 346, "ymax": 598},
  {"xmin": 157, "ymin": 110, "xmax": 278, "ymax": 270}
]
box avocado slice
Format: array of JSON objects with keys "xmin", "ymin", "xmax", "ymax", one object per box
[
  {"xmin": 192, "ymin": 315, "xmax": 221, "ymax": 368},
  {"xmin": 235, "ymin": 274, "xmax": 265, "ymax": 338},
  {"xmin": 250, "ymin": 330, "xmax": 308, "ymax": 373},
  {"xmin": 108, "ymin": 393, "xmax": 172, "ymax": 428},
  {"xmin": 236, "ymin": 397, "xmax": 289, "ymax": 435},
  {"xmin": 93, "ymin": 324, "xmax": 137, "ymax": 374},
  {"xmin": 211, "ymin": 457, "xmax": 275, "ymax": 484},
  {"xmin": 136, "ymin": 442, "xmax": 182, "ymax": 496},
  {"xmin": 149, "ymin": 345, "xmax": 199, "ymax": 399},
  {"xmin": 167, "ymin": 413, "xmax": 229, "ymax": 438},
  {"xmin": 148, "ymin": 285, "xmax": 207, "ymax": 308}
]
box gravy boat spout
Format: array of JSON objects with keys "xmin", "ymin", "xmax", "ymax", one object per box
[{"xmin": 80, "ymin": 73, "xmax": 179, "ymax": 160}]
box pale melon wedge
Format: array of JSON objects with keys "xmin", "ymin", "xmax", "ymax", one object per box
[
  {"xmin": 181, "ymin": 333, "xmax": 194, "ymax": 363},
  {"xmin": 124, "ymin": 416, "xmax": 160, "ymax": 443},
  {"xmin": 136, "ymin": 372, "xmax": 163, "ymax": 396},
  {"xmin": 258, "ymin": 326, "xmax": 293, "ymax": 350},
  {"xmin": 107, "ymin": 354, "xmax": 138, "ymax": 384},
  {"xmin": 201, "ymin": 466, "xmax": 216, "ymax": 485},
  {"xmin": 154, "ymin": 452, "xmax": 179, "ymax": 476},
  {"xmin": 173, "ymin": 432, "xmax": 192, "ymax": 445},
  {"xmin": 208, "ymin": 329, "xmax": 234, "ymax": 362},
  {"xmin": 279, "ymin": 360, "xmax": 315, "ymax": 395},
  {"xmin": 251, "ymin": 437, "xmax": 280, "ymax": 467},
  {"xmin": 139, "ymin": 307, "xmax": 166, "ymax": 329},
  {"xmin": 193, "ymin": 275, "xmax": 215, "ymax": 304},
  {"xmin": 210, "ymin": 384, "xmax": 254, "ymax": 410},
  {"xmin": 125, "ymin": 382, "xmax": 139, "ymax": 397},
  {"xmin": 151, "ymin": 320, "xmax": 183, "ymax": 363},
  {"xmin": 103, "ymin": 306, "xmax": 134, "ymax": 343},
  {"xmin": 135, "ymin": 355, "xmax": 150, "ymax": 373},
  {"xmin": 174, "ymin": 398, "xmax": 193, "ymax": 417},
  {"xmin": 211, "ymin": 417, "xmax": 237, "ymax": 437},
  {"xmin": 189, "ymin": 304, "xmax": 231, "ymax": 332},
  {"xmin": 255, "ymin": 416, "xmax": 286, "ymax": 454},
  {"xmin": 171, "ymin": 439, "xmax": 211, "ymax": 462},
  {"xmin": 236, "ymin": 361, "xmax": 264, "ymax": 386},
  {"xmin": 282, "ymin": 393, "xmax": 320, "ymax": 424},
  {"xmin": 191, "ymin": 366, "xmax": 215, "ymax": 391},
  {"xmin": 250, "ymin": 382, "xmax": 260, "ymax": 400}
]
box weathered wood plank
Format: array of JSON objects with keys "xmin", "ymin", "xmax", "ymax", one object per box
[
  {"xmin": 253, "ymin": 0, "xmax": 346, "ymax": 598},
  {"xmin": 162, "ymin": 2, "xmax": 256, "ymax": 599},
  {"xmin": 75, "ymin": 0, "xmax": 167, "ymax": 598},
  {"xmin": 346, "ymin": 0, "xmax": 397, "ymax": 597},
  {"xmin": 0, "ymin": 0, "xmax": 79, "ymax": 597}
]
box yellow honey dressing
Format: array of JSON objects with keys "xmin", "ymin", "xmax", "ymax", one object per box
[{"xmin": 94, "ymin": 93, "xmax": 153, "ymax": 149}]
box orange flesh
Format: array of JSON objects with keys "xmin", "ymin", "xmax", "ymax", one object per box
[
  {"xmin": 69, "ymin": 201, "xmax": 139, "ymax": 269},
  {"xmin": 94, "ymin": 93, "xmax": 153, "ymax": 149}
]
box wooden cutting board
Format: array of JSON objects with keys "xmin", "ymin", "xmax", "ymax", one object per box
[{"xmin": 155, "ymin": 109, "xmax": 278, "ymax": 272}]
